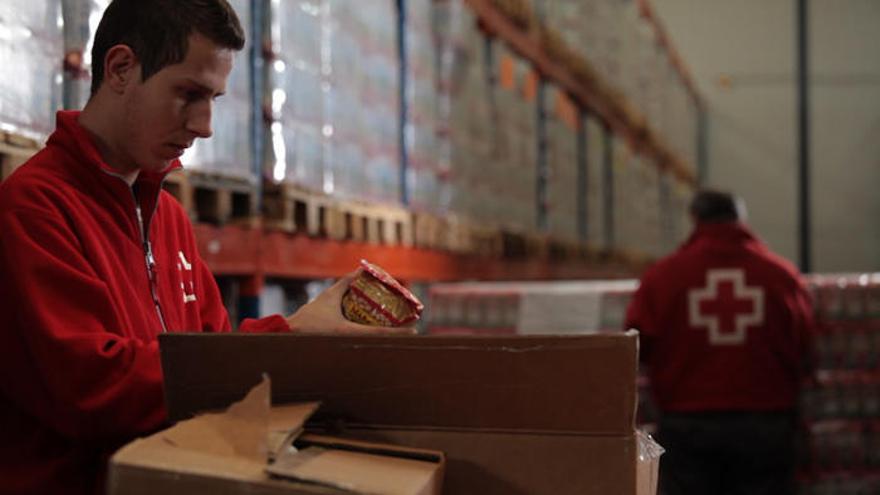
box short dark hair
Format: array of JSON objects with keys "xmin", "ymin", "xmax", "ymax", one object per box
[
  {"xmin": 90, "ymin": 0, "xmax": 245, "ymax": 95},
  {"xmin": 689, "ymin": 189, "xmax": 746, "ymax": 223}
]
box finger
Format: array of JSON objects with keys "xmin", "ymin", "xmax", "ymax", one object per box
[
  {"xmin": 338, "ymin": 268, "xmax": 362, "ymax": 285},
  {"xmin": 321, "ymin": 269, "xmax": 362, "ymax": 298}
]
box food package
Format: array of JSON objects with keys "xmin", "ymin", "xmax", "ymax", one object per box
[{"xmin": 342, "ymin": 260, "xmax": 424, "ymax": 327}]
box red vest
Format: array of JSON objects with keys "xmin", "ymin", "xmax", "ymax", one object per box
[{"xmin": 625, "ymin": 222, "xmax": 815, "ymax": 413}]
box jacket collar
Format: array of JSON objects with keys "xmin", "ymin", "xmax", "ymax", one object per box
[
  {"xmin": 48, "ymin": 110, "xmax": 181, "ymax": 184},
  {"xmin": 683, "ymin": 221, "xmax": 762, "ymax": 249},
  {"xmin": 47, "ymin": 111, "xmax": 181, "ymax": 226}
]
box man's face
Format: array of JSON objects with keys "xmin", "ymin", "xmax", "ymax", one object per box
[{"xmin": 120, "ymin": 33, "xmax": 234, "ymax": 173}]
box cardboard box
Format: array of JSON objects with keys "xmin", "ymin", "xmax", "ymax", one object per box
[
  {"xmin": 108, "ymin": 377, "xmax": 444, "ymax": 495},
  {"xmin": 159, "ymin": 332, "xmax": 658, "ymax": 494}
]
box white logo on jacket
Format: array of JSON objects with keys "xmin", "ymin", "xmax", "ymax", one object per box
[
  {"xmin": 688, "ymin": 269, "xmax": 764, "ymax": 345},
  {"xmin": 177, "ymin": 251, "xmax": 197, "ymax": 303}
]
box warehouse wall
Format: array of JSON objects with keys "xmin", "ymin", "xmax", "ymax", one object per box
[{"xmin": 653, "ymin": 0, "xmax": 880, "ymax": 272}]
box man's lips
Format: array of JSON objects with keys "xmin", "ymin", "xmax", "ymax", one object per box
[{"xmin": 166, "ymin": 143, "xmax": 192, "ymax": 157}]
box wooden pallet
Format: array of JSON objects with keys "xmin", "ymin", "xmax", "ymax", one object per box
[
  {"xmin": 263, "ymin": 182, "xmax": 414, "ymax": 246},
  {"xmin": 413, "ymin": 215, "xmax": 505, "ymax": 256},
  {"xmin": 163, "ymin": 170, "xmax": 258, "ymax": 226},
  {"xmin": 442, "ymin": 215, "xmax": 469, "ymax": 253},
  {"xmin": 1, "ymin": 130, "xmax": 39, "ymax": 149},
  {"xmin": 548, "ymin": 239, "xmax": 581, "ymax": 261},
  {"xmin": 262, "ymin": 182, "xmax": 336, "ymax": 237},
  {"xmin": 576, "ymin": 243, "xmax": 600, "ymax": 262},
  {"xmin": 335, "ymin": 201, "xmax": 413, "ymax": 246},
  {"xmin": 617, "ymin": 249, "xmax": 655, "ymax": 269},
  {"xmin": 413, "ymin": 211, "xmax": 448, "ymax": 250},
  {"xmin": 0, "ymin": 133, "xmax": 40, "ymax": 182},
  {"xmin": 469, "ymin": 225, "xmax": 504, "ymax": 257}
]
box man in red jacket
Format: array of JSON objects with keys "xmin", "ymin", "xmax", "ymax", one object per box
[
  {"xmin": 0, "ymin": 1, "xmax": 386, "ymax": 493},
  {"xmin": 625, "ymin": 190, "xmax": 815, "ymax": 495}
]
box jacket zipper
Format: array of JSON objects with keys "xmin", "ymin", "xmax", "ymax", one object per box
[{"xmin": 136, "ymin": 204, "xmax": 168, "ymax": 333}]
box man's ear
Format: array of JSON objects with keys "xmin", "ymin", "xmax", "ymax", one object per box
[{"xmin": 103, "ymin": 44, "xmax": 140, "ymax": 94}]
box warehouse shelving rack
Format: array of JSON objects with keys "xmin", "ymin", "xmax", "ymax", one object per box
[{"xmin": 466, "ymin": 0, "xmax": 701, "ymax": 185}]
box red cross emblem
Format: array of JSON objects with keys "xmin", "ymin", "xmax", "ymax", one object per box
[{"xmin": 688, "ymin": 269, "xmax": 764, "ymax": 345}]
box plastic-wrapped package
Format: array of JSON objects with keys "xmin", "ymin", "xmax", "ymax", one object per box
[
  {"xmin": 61, "ymin": 0, "xmax": 110, "ymax": 110},
  {"xmin": 494, "ymin": 44, "xmax": 538, "ymax": 232},
  {"xmin": 585, "ymin": 115, "xmax": 605, "ymax": 248},
  {"xmin": 544, "ymin": 85, "xmax": 579, "ymax": 241},
  {"xmin": 0, "ymin": 0, "xmax": 64, "ymax": 141},
  {"xmin": 404, "ymin": 0, "xmax": 444, "ymax": 213},
  {"xmin": 671, "ymin": 178, "xmax": 693, "ymax": 246},
  {"xmin": 341, "ymin": 260, "xmax": 424, "ymax": 327},
  {"xmin": 324, "ymin": 0, "xmax": 363, "ymax": 197},
  {"xmin": 636, "ymin": 430, "xmax": 664, "ymax": 495},
  {"xmin": 180, "ymin": 0, "xmax": 253, "ymax": 181},
  {"xmin": 359, "ymin": 2, "xmax": 400, "ymax": 204},
  {"xmin": 447, "ymin": 6, "xmax": 492, "ymax": 223},
  {"xmin": 322, "ymin": 0, "xmax": 400, "ymax": 203},
  {"xmin": 427, "ymin": 279, "xmax": 639, "ymax": 335},
  {"xmin": 640, "ymin": 156, "xmax": 663, "ymax": 257},
  {"xmin": 610, "ymin": 134, "xmax": 633, "ymax": 250},
  {"xmin": 263, "ymin": 0, "xmax": 326, "ymax": 189},
  {"xmin": 658, "ymin": 170, "xmax": 678, "ymax": 254}
]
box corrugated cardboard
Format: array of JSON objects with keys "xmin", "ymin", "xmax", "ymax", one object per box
[
  {"xmin": 158, "ymin": 332, "xmax": 650, "ymax": 494},
  {"xmin": 108, "ymin": 377, "xmax": 444, "ymax": 495},
  {"xmin": 159, "ymin": 333, "xmax": 638, "ymax": 434}
]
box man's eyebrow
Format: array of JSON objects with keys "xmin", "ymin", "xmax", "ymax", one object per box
[{"xmin": 182, "ymin": 78, "xmax": 225, "ymax": 97}]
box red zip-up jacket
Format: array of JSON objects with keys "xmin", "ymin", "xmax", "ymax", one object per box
[
  {"xmin": 0, "ymin": 111, "xmax": 288, "ymax": 494},
  {"xmin": 625, "ymin": 222, "xmax": 815, "ymax": 413}
]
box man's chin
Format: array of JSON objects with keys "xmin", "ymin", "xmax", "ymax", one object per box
[{"xmin": 142, "ymin": 159, "xmax": 175, "ymax": 174}]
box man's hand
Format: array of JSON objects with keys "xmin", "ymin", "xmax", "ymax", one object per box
[{"xmin": 285, "ymin": 270, "xmax": 417, "ymax": 334}]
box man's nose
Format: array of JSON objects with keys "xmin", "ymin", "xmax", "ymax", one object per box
[{"xmin": 186, "ymin": 101, "xmax": 213, "ymax": 139}]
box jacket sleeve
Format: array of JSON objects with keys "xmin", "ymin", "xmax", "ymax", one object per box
[
  {"xmin": 239, "ymin": 314, "xmax": 290, "ymax": 333},
  {"xmin": 0, "ymin": 209, "xmax": 167, "ymax": 442},
  {"xmin": 186, "ymin": 221, "xmax": 288, "ymax": 334}
]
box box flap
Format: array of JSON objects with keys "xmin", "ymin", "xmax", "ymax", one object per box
[
  {"xmin": 118, "ymin": 375, "xmax": 319, "ymax": 465},
  {"xmin": 159, "ymin": 374, "xmax": 270, "ymax": 462},
  {"xmin": 160, "ymin": 332, "xmax": 638, "ymax": 434},
  {"xmin": 267, "ymin": 402, "xmax": 322, "ymax": 459},
  {"xmin": 111, "ymin": 378, "xmax": 442, "ymax": 495}
]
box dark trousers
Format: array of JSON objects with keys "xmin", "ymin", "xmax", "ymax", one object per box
[{"xmin": 656, "ymin": 411, "xmax": 796, "ymax": 495}]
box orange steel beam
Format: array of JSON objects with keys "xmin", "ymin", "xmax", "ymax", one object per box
[{"xmin": 195, "ymin": 224, "xmax": 637, "ymax": 282}]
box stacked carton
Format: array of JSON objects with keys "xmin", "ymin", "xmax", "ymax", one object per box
[
  {"xmin": 427, "ymin": 279, "xmax": 638, "ymax": 335},
  {"xmin": 355, "ymin": 0, "xmax": 401, "ymax": 203},
  {"xmin": 585, "ymin": 115, "xmax": 607, "ymax": 249},
  {"xmin": 798, "ymin": 274, "xmax": 880, "ymax": 493},
  {"xmin": 264, "ymin": 0, "xmax": 328, "ymax": 191},
  {"xmin": 544, "ymin": 86, "xmax": 580, "ymax": 242},
  {"xmin": 263, "ymin": 0, "xmax": 401, "ymax": 203},
  {"xmin": 404, "ymin": 0, "xmax": 457, "ymax": 214},
  {"xmin": 150, "ymin": 332, "xmax": 662, "ymax": 495},
  {"xmin": 538, "ymin": 0, "xmax": 699, "ymax": 178}
]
